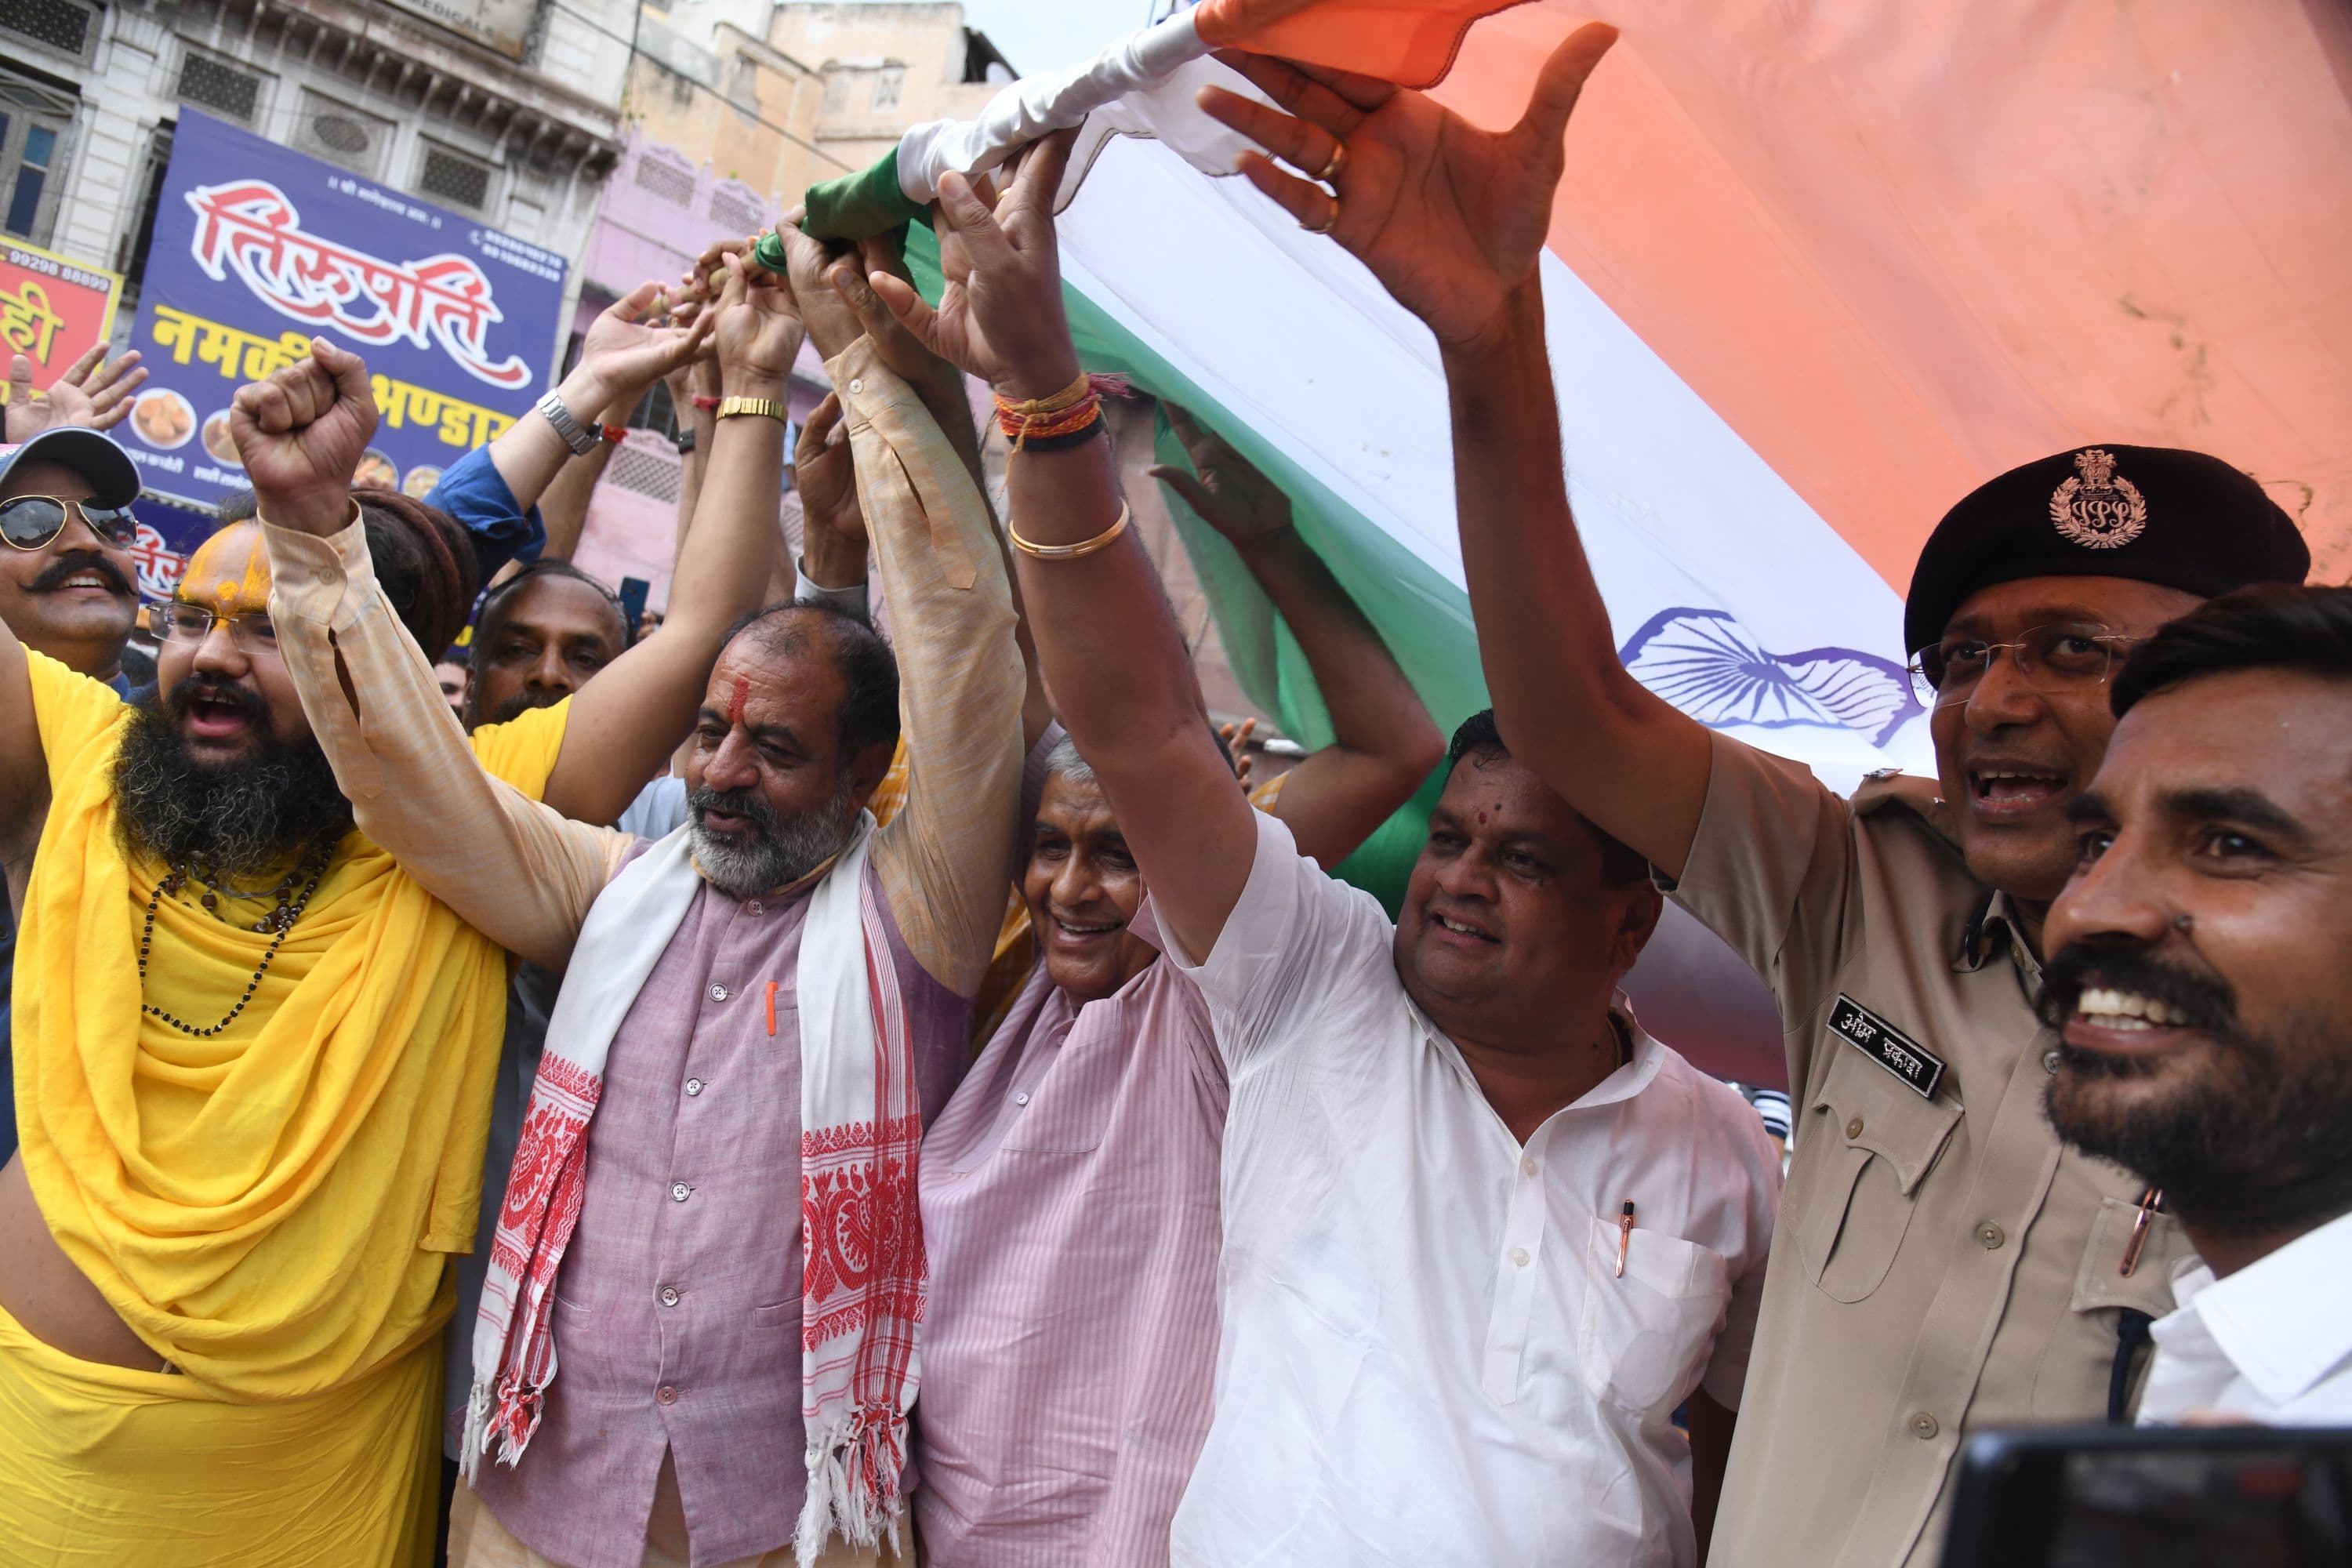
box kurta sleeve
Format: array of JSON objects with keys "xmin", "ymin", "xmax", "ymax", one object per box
[
  {"xmin": 830, "ymin": 341, "xmax": 1025, "ymax": 999},
  {"xmin": 265, "ymin": 513, "xmax": 629, "ymax": 971}
]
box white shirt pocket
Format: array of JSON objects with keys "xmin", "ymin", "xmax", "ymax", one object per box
[{"xmin": 1577, "ymin": 1214, "xmax": 1732, "ymax": 1417}]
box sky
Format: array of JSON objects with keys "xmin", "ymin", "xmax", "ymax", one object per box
[{"xmin": 930, "ymin": 0, "xmax": 1152, "ymax": 76}]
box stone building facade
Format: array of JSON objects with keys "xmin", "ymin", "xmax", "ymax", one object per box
[{"xmin": 1, "ymin": 0, "xmax": 635, "ymax": 355}]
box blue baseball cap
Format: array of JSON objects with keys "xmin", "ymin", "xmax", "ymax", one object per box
[{"xmin": 0, "ymin": 426, "xmax": 143, "ymax": 509}]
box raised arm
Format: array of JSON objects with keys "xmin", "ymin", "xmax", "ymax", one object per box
[
  {"xmin": 1200, "ymin": 31, "xmax": 1715, "ymax": 879},
  {"xmin": 770, "ymin": 220, "xmax": 1026, "ymax": 994},
  {"xmin": 536, "ymin": 256, "xmax": 800, "ymax": 825},
  {"xmin": 1152, "ymin": 403, "xmax": 1443, "ymax": 864},
  {"xmin": 870, "ymin": 133, "xmax": 1257, "ymax": 964},
  {"xmin": 486, "ymin": 283, "xmax": 703, "ymax": 524},
  {"xmin": 779, "ymin": 218, "xmax": 1053, "ymax": 751},
  {"xmin": 663, "ymin": 316, "xmax": 719, "ymax": 576},
  {"xmin": 528, "ymin": 394, "xmax": 621, "ymax": 564},
  {"xmin": 229, "ymin": 339, "xmax": 625, "ymax": 967},
  {"xmin": 0, "ymin": 594, "xmax": 37, "ymax": 904}
]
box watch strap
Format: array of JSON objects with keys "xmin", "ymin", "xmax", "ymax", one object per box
[
  {"xmin": 716, "ymin": 396, "xmax": 790, "ymax": 423},
  {"xmin": 536, "ymin": 390, "xmax": 598, "ymax": 456}
]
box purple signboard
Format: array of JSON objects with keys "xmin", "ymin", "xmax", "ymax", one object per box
[{"xmin": 121, "ymin": 109, "xmax": 567, "ymax": 592}]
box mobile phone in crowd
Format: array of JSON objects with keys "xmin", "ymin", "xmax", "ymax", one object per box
[{"xmin": 1942, "ymin": 1424, "xmax": 2352, "ymax": 1568}]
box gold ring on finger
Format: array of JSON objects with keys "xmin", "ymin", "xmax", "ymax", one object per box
[
  {"xmin": 1317, "ymin": 140, "xmax": 1348, "ymax": 185},
  {"xmin": 1302, "ymin": 196, "xmax": 1340, "ymax": 235}
]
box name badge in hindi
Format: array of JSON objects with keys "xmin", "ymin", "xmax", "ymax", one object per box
[{"xmin": 1828, "ymin": 994, "xmax": 1946, "ymax": 1100}]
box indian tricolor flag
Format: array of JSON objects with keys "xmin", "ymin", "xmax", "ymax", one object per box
[{"xmin": 805, "ymin": 0, "xmax": 2350, "ymax": 813}]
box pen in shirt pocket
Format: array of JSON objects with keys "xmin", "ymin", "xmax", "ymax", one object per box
[{"xmin": 1616, "ymin": 1200, "xmax": 1635, "ymax": 1278}]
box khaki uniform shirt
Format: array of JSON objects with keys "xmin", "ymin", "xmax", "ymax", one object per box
[{"xmin": 1667, "ymin": 733, "xmax": 2194, "ymax": 1567}]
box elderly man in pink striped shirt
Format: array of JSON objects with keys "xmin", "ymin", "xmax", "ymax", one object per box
[{"xmin": 914, "ymin": 410, "xmax": 1443, "ymax": 1566}]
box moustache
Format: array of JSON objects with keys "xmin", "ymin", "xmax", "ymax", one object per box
[
  {"xmin": 2037, "ymin": 940, "xmax": 2239, "ymax": 1036},
  {"xmin": 30, "ymin": 551, "xmax": 132, "ymax": 597},
  {"xmin": 688, "ymin": 786, "xmax": 780, "ymax": 841}
]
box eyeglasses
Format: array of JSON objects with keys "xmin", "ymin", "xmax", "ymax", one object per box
[
  {"xmin": 151, "ymin": 601, "xmax": 280, "ymax": 655},
  {"xmin": 1, "ymin": 493, "xmax": 139, "ymax": 551},
  {"xmin": 1906, "ymin": 622, "xmax": 2142, "ymax": 709}
]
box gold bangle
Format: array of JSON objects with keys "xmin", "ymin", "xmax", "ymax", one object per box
[
  {"xmin": 1008, "ymin": 503, "xmax": 1130, "ymax": 561},
  {"xmin": 716, "ymin": 395, "xmax": 789, "ymax": 423}
]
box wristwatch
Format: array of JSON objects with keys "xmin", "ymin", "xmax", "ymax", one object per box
[
  {"xmin": 536, "ymin": 390, "xmax": 600, "ymax": 456},
  {"xmin": 672, "ymin": 426, "xmax": 697, "ymax": 456},
  {"xmin": 716, "ymin": 395, "xmax": 790, "ymax": 423}
]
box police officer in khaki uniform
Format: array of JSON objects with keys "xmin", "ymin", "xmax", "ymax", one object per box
[
  {"xmin": 1200, "ymin": 31, "xmax": 2313, "ymax": 1563},
  {"xmin": 1647, "ymin": 448, "xmax": 2307, "ymax": 1566}
]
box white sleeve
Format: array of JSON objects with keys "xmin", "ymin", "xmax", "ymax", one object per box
[
  {"xmin": 1700, "ymin": 1102, "xmax": 1786, "ymax": 1411},
  {"xmin": 793, "ymin": 555, "xmax": 870, "ymax": 619},
  {"xmin": 1160, "ymin": 808, "xmax": 1395, "ymax": 1069}
]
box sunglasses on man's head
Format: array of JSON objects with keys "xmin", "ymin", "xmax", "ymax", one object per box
[{"xmin": 0, "ymin": 493, "xmax": 140, "ymax": 551}]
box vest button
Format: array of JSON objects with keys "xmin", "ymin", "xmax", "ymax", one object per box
[{"xmin": 657, "ymin": 1385, "xmax": 678, "ymax": 1405}]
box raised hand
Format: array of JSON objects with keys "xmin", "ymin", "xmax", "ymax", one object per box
[
  {"xmin": 1149, "ymin": 402, "xmax": 1294, "ymax": 549},
  {"xmin": 572, "ymin": 279, "xmax": 716, "ymax": 417},
  {"xmin": 658, "ymin": 295, "xmax": 713, "ymax": 408},
  {"xmin": 709, "ymin": 251, "xmax": 805, "ymax": 397},
  {"xmin": 685, "ymin": 234, "xmax": 757, "ymax": 304},
  {"xmin": 1197, "ymin": 25, "xmax": 1617, "ymax": 351},
  {"xmin": 794, "ymin": 391, "xmax": 866, "ymax": 586},
  {"xmin": 770, "ymin": 216, "xmax": 867, "ymax": 363},
  {"xmin": 817, "ymin": 229, "xmax": 959, "ymax": 395},
  {"xmin": 1221, "ymin": 717, "xmax": 1258, "ymax": 786},
  {"xmin": 5, "ymin": 344, "xmax": 150, "ymax": 441},
  {"xmin": 866, "ymin": 129, "xmax": 1082, "ymax": 399},
  {"xmin": 227, "ymin": 336, "xmax": 379, "ymax": 535}
]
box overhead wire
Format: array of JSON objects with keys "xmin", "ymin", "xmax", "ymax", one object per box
[{"xmin": 549, "ymin": 1, "xmax": 860, "ymax": 176}]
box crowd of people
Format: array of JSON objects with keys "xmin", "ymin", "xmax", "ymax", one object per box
[{"xmin": 0, "ymin": 26, "xmax": 2346, "ymax": 1568}]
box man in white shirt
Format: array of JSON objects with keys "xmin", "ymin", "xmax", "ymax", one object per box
[
  {"xmin": 2037, "ymin": 584, "xmax": 2352, "ymax": 1425},
  {"xmin": 1163, "ymin": 713, "xmax": 1781, "ymax": 1566},
  {"xmin": 859, "ymin": 130, "xmax": 1782, "ymax": 1565}
]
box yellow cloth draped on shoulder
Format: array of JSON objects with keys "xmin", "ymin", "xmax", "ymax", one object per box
[{"xmin": 2, "ymin": 653, "xmax": 568, "ymax": 1567}]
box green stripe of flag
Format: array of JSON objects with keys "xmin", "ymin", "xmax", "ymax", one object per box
[{"xmin": 803, "ymin": 148, "xmax": 924, "ymax": 241}]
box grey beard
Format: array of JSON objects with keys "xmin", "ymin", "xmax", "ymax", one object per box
[
  {"xmin": 687, "ymin": 779, "xmax": 858, "ymax": 899},
  {"xmin": 113, "ymin": 686, "xmax": 354, "ymax": 879}
]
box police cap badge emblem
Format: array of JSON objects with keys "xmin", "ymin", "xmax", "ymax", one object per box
[{"xmin": 2048, "ymin": 448, "xmax": 2147, "ymax": 549}]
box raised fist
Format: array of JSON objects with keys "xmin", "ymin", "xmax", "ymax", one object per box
[{"xmin": 228, "ymin": 336, "xmax": 379, "ymax": 536}]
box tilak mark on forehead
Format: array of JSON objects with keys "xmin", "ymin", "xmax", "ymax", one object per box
[
  {"xmin": 728, "ymin": 675, "xmax": 750, "ymax": 727},
  {"xmin": 184, "ymin": 528, "xmax": 273, "ymax": 615}
]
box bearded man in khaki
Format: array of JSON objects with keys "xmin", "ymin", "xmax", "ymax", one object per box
[{"xmin": 1195, "ymin": 25, "xmax": 2314, "ymax": 1567}]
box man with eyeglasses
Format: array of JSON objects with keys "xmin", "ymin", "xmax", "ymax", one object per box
[
  {"xmin": 1192, "ymin": 38, "xmax": 2327, "ymax": 1568},
  {"xmin": 0, "ymin": 428, "xmax": 147, "ymax": 1165}
]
